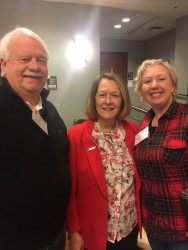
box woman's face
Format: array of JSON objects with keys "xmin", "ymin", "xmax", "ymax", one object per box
[
  {"xmin": 141, "ymin": 65, "xmax": 175, "ymax": 112},
  {"xmin": 95, "ymin": 78, "xmax": 122, "ymax": 125}
]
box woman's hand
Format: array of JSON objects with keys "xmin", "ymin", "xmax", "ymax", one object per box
[{"xmin": 68, "ymin": 232, "xmax": 84, "ymax": 250}]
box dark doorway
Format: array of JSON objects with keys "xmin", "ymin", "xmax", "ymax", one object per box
[{"xmin": 100, "ymin": 52, "xmax": 128, "ymax": 83}]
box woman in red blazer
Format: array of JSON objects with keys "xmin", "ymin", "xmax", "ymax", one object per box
[{"xmin": 66, "ymin": 73, "xmax": 141, "ymax": 250}]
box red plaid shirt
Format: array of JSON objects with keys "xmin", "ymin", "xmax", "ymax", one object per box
[{"xmin": 134, "ymin": 101, "xmax": 188, "ymax": 241}]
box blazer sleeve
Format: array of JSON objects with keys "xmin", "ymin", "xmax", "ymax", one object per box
[{"xmin": 66, "ymin": 127, "xmax": 81, "ymax": 232}]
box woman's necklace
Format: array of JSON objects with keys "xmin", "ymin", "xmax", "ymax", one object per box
[
  {"xmin": 152, "ymin": 116, "xmax": 158, "ymax": 127},
  {"xmin": 104, "ymin": 132, "xmax": 113, "ymax": 137},
  {"xmin": 98, "ymin": 121, "xmax": 116, "ymax": 134},
  {"xmin": 104, "ymin": 133, "xmax": 114, "ymax": 145},
  {"xmin": 152, "ymin": 105, "xmax": 171, "ymax": 127},
  {"xmin": 97, "ymin": 121, "xmax": 116, "ymax": 147}
]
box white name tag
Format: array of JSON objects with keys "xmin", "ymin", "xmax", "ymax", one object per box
[
  {"xmin": 134, "ymin": 126, "xmax": 149, "ymax": 145},
  {"xmin": 32, "ymin": 110, "xmax": 48, "ymax": 135}
]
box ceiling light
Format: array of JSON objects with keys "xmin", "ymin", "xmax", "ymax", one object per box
[
  {"xmin": 122, "ymin": 18, "xmax": 130, "ymax": 22},
  {"xmin": 114, "ymin": 24, "xmax": 121, "ymax": 29}
]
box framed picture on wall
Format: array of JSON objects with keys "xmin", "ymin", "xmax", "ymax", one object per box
[{"xmin": 47, "ymin": 76, "xmax": 57, "ymax": 90}]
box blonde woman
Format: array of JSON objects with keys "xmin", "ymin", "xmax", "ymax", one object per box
[{"xmin": 134, "ymin": 59, "xmax": 188, "ymax": 250}]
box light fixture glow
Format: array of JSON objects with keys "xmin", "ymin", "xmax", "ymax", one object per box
[
  {"xmin": 67, "ymin": 35, "xmax": 92, "ymax": 69},
  {"xmin": 114, "ymin": 24, "xmax": 121, "ymax": 29},
  {"xmin": 122, "ymin": 18, "xmax": 130, "ymax": 22}
]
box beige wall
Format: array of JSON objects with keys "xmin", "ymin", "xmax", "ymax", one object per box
[
  {"xmin": 145, "ymin": 29, "xmax": 176, "ymax": 66},
  {"xmin": 175, "ymin": 15, "xmax": 188, "ymax": 95}
]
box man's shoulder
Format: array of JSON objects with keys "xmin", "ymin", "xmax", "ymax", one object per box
[{"xmin": 45, "ymin": 100, "xmax": 60, "ymax": 117}]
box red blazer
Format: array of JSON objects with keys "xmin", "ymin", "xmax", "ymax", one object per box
[{"xmin": 66, "ymin": 120, "xmax": 141, "ymax": 250}]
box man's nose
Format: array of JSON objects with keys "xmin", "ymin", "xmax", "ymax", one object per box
[{"xmin": 28, "ymin": 59, "xmax": 39, "ymax": 69}]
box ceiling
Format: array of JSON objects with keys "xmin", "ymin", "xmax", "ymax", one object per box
[{"xmin": 42, "ymin": 0, "xmax": 188, "ymax": 40}]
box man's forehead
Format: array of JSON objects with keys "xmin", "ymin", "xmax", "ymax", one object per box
[{"xmin": 9, "ymin": 36, "xmax": 47, "ymax": 56}]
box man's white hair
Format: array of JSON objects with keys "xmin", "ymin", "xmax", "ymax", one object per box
[{"xmin": 0, "ymin": 27, "xmax": 50, "ymax": 62}]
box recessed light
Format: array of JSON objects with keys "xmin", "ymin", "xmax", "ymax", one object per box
[
  {"xmin": 114, "ymin": 24, "xmax": 121, "ymax": 29},
  {"xmin": 122, "ymin": 18, "xmax": 130, "ymax": 22}
]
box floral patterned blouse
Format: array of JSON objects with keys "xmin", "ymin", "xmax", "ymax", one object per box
[{"xmin": 92, "ymin": 121, "xmax": 137, "ymax": 242}]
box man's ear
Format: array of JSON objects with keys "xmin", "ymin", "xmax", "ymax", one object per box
[{"xmin": 1, "ymin": 59, "xmax": 7, "ymax": 76}]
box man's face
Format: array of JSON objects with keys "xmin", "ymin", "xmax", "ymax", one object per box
[{"xmin": 1, "ymin": 35, "xmax": 48, "ymax": 101}]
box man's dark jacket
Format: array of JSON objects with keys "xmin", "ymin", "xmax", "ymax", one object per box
[{"xmin": 0, "ymin": 77, "xmax": 71, "ymax": 250}]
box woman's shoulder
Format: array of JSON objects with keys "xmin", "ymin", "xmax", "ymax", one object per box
[
  {"xmin": 172, "ymin": 102, "xmax": 188, "ymax": 120},
  {"xmin": 67, "ymin": 120, "xmax": 93, "ymax": 138},
  {"xmin": 68, "ymin": 121, "xmax": 86, "ymax": 134},
  {"xmin": 121, "ymin": 119, "xmax": 138, "ymax": 133},
  {"xmin": 179, "ymin": 102, "xmax": 188, "ymax": 114}
]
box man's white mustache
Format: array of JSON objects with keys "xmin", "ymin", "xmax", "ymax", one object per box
[{"xmin": 23, "ymin": 72, "xmax": 43, "ymax": 78}]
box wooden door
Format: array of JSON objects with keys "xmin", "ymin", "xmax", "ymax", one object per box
[{"xmin": 100, "ymin": 52, "xmax": 128, "ymax": 83}]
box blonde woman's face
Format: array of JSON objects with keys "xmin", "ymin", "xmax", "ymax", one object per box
[{"xmin": 141, "ymin": 65, "xmax": 175, "ymax": 111}]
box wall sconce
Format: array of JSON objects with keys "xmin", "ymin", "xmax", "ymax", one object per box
[{"xmin": 67, "ymin": 35, "xmax": 92, "ymax": 69}]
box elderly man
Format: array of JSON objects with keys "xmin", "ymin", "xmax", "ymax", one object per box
[{"xmin": 0, "ymin": 27, "xmax": 71, "ymax": 250}]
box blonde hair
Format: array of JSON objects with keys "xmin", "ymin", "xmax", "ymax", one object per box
[{"xmin": 134, "ymin": 59, "xmax": 178, "ymax": 97}]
